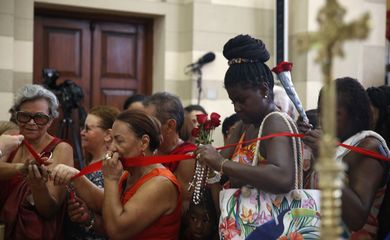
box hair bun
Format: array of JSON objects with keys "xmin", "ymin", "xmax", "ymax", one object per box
[{"xmin": 223, "ymin": 34, "xmax": 270, "ymax": 63}]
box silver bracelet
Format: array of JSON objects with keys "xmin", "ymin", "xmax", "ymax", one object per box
[{"xmin": 206, "ymin": 171, "xmax": 221, "ymax": 184}]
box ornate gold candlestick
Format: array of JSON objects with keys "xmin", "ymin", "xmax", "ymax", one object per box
[{"xmin": 298, "ymin": 0, "xmax": 370, "ymax": 238}]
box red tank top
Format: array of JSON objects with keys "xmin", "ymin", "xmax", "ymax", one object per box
[
  {"xmin": 163, "ymin": 142, "xmax": 197, "ymax": 172},
  {"xmin": 119, "ymin": 168, "xmax": 182, "ymax": 240}
]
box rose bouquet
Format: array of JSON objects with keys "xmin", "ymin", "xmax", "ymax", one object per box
[{"xmin": 190, "ymin": 112, "xmax": 221, "ymax": 204}]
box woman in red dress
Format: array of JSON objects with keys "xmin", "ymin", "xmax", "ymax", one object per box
[{"xmin": 52, "ymin": 110, "xmax": 182, "ymax": 240}]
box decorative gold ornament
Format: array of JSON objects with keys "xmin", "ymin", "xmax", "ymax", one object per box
[{"xmin": 297, "ymin": 0, "xmax": 370, "ymax": 239}]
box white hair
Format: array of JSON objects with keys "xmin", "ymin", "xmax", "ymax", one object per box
[
  {"xmin": 11, "ymin": 84, "xmax": 59, "ymax": 118},
  {"xmin": 273, "ymin": 85, "xmax": 296, "ymax": 119}
]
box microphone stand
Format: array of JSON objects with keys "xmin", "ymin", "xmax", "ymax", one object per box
[
  {"xmin": 185, "ymin": 65, "xmax": 203, "ymax": 105},
  {"xmin": 195, "ymin": 67, "xmax": 202, "ymax": 105}
]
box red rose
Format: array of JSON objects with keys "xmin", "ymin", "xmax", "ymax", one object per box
[
  {"xmin": 196, "ymin": 114, "xmax": 208, "ymax": 124},
  {"xmin": 204, "ymin": 121, "xmax": 212, "ymax": 130},
  {"xmin": 210, "ymin": 112, "xmax": 221, "ymax": 127},
  {"xmin": 191, "ymin": 127, "xmax": 200, "ymax": 137},
  {"xmin": 271, "ymin": 61, "xmax": 293, "ymax": 74}
]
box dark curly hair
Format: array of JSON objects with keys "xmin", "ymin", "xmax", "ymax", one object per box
[
  {"xmin": 223, "ymin": 34, "xmax": 274, "ymax": 96},
  {"xmin": 367, "ymin": 85, "xmax": 390, "ymax": 144},
  {"xmin": 320, "ymin": 77, "xmax": 371, "ymax": 138}
]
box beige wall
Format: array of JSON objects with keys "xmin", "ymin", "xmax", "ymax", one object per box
[
  {"xmin": 290, "ymin": 0, "xmax": 387, "ymax": 110},
  {"xmin": 0, "ymin": 0, "xmax": 34, "ymax": 121}
]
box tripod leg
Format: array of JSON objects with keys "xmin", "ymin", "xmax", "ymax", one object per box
[
  {"xmin": 59, "ymin": 119, "xmax": 67, "ymax": 139},
  {"xmin": 70, "ymin": 119, "xmax": 84, "ymax": 169}
]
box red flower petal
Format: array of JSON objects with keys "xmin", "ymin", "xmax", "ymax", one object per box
[
  {"xmin": 191, "ymin": 127, "xmax": 200, "ymax": 137},
  {"xmin": 272, "ymin": 61, "xmax": 293, "ymax": 74},
  {"xmin": 210, "ymin": 112, "xmax": 221, "ymax": 127},
  {"xmin": 196, "ymin": 114, "xmax": 208, "ymax": 124}
]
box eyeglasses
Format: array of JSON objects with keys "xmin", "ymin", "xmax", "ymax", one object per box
[{"xmin": 16, "ymin": 111, "xmax": 51, "ymax": 126}]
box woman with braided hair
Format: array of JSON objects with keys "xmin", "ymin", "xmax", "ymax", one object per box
[
  {"xmin": 367, "ymin": 86, "xmax": 390, "ymax": 146},
  {"xmin": 299, "ymin": 78, "xmax": 390, "ymax": 239},
  {"xmin": 194, "ymin": 34, "xmax": 302, "ymax": 239},
  {"xmin": 367, "ymin": 85, "xmax": 390, "ymax": 239}
]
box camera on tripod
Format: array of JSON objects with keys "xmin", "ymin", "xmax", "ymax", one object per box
[
  {"xmin": 42, "ymin": 68, "xmax": 86, "ymax": 168},
  {"xmin": 42, "ymin": 68, "xmax": 84, "ymax": 117}
]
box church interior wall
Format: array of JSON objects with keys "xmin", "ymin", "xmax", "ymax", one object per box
[{"xmin": 290, "ymin": 0, "xmax": 387, "ymax": 110}]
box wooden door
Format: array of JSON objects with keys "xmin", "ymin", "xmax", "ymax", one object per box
[
  {"xmin": 33, "ymin": 14, "xmax": 152, "ymax": 111},
  {"xmin": 33, "ymin": 13, "xmax": 153, "ymax": 165},
  {"xmin": 34, "ymin": 16, "xmax": 91, "ymax": 108},
  {"xmin": 91, "ymin": 22, "xmax": 148, "ymax": 107}
]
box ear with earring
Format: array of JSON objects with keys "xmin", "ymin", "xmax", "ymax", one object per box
[{"xmin": 141, "ymin": 149, "xmax": 146, "ymax": 156}]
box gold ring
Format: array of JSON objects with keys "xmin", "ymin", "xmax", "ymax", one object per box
[{"xmin": 104, "ymin": 152, "xmax": 113, "ymax": 161}]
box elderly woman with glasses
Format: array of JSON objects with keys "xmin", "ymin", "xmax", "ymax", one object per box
[{"xmin": 0, "ymin": 84, "xmax": 74, "ymax": 239}]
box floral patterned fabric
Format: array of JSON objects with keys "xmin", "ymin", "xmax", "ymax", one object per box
[
  {"xmin": 219, "ymin": 188, "xmax": 321, "ymax": 240},
  {"xmin": 219, "ymin": 113, "xmax": 320, "ymax": 240}
]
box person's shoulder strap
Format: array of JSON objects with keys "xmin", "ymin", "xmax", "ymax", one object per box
[
  {"xmin": 41, "ymin": 137, "xmax": 62, "ymax": 154},
  {"xmin": 254, "ymin": 111, "xmax": 303, "ymax": 188},
  {"xmin": 122, "ymin": 168, "xmax": 181, "ymax": 204},
  {"xmin": 336, "ymin": 130, "xmax": 390, "ymax": 160},
  {"xmin": 170, "ymin": 142, "xmax": 197, "ymax": 155}
]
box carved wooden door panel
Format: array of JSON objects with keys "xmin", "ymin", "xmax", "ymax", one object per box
[
  {"xmin": 91, "ymin": 21, "xmax": 147, "ymax": 108},
  {"xmin": 34, "ymin": 16, "xmax": 91, "ymax": 108},
  {"xmin": 34, "ymin": 15, "xmax": 151, "ymax": 111},
  {"xmin": 33, "ymin": 14, "xmax": 152, "ymax": 166}
]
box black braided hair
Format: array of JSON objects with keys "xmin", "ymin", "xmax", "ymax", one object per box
[
  {"xmin": 367, "ymin": 85, "xmax": 390, "ymax": 144},
  {"xmin": 333, "ymin": 77, "xmax": 371, "ymax": 135},
  {"xmin": 223, "ymin": 34, "xmax": 274, "ymax": 95}
]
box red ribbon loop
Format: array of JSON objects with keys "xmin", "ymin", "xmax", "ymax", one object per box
[{"xmin": 60, "ymin": 132, "xmax": 390, "ymax": 180}]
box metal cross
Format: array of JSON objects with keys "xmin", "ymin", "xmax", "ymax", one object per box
[{"xmin": 297, "ymin": 0, "xmax": 370, "ymax": 239}]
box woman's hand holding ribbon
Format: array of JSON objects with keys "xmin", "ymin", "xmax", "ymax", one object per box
[
  {"xmin": 102, "ymin": 152, "xmax": 123, "ymax": 181},
  {"xmin": 51, "ymin": 164, "xmax": 80, "ymax": 186},
  {"xmin": 26, "ymin": 160, "xmax": 50, "ymax": 188}
]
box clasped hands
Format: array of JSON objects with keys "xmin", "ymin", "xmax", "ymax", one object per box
[
  {"xmin": 21, "ymin": 156, "xmax": 52, "ymax": 187},
  {"xmin": 297, "ymin": 119, "xmax": 321, "ymax": 158}
]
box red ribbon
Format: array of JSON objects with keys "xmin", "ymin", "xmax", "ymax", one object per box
[
  {"xmin": 23, "ymin": 132, "xmax": 390, "ymax": 180},
  {"xmin": 338, "ymin": 143, "xmax": 390, "ymax": 162},
  {"xmin": 70, "ymin": 154, "xmax": 193, "ymax": 180},
  {"xmin": 22, "ymin": 139, "xmax": 45, "ymax": 165}
]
